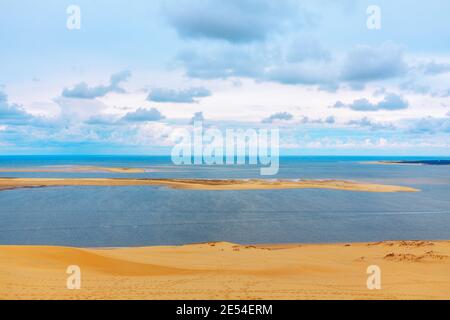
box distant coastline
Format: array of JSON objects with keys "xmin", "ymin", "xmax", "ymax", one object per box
[{"xmin": 366, "ymin": 160, "xmax": 450, "ymax": 166}]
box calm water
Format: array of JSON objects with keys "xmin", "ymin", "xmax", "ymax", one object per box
[{"xmin": 0, "ymin": 156, "xmax": 449, "ymax": 246}]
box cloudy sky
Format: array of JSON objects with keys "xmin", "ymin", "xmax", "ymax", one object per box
[{"xmin": 1, "ymin": 0, "xmax": 449, "ymax": 155}]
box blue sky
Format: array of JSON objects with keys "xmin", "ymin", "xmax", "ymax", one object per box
[{"xmin": 0, "ymin": 0, "xmax": 449, "ymax": 155}]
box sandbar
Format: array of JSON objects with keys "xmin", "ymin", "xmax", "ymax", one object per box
[
  {"xmin": 0, "ymin": 178, "xmax": 419, "ymax": 192},
  {"xmin": 0, "ymin": 166, "xmax": 146, "ymax": 174}
]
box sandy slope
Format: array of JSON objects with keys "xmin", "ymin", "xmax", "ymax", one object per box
[
  {"xmin": 0, "ymin": 241, "xmax": 448, "ymax": 300},
  {"xmin": 0, "ymin": 178, "xmax": 419, "ymax": 192}
]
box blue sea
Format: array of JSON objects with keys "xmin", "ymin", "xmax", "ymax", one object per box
[{"xmin": 0, "ymin": 156, "xmax": 449, "ymax": 247}]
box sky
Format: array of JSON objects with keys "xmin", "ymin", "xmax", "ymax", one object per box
[{"xmin": 0, "ymin": 0, "xmax": 449, "ymax": 155}]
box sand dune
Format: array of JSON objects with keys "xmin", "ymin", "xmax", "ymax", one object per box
[
  {"xmin": 0, "ymin": 178, "xmax": 419, "ymax": 192},
  {"xmin": 0, "ymin": 240, "xmax": 448, "ymax": 300}
]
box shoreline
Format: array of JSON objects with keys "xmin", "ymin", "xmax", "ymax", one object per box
[
  {"xmin": 0, "ymin": 178, "xmax": 419, "ymax": 192},
  {"xmin": 1, "ymin": 240, "xmax": 448, "ymax": 300}
]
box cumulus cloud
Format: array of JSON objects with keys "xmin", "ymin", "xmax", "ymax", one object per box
[
  {"xmin": 399, "ymin": 80, "xmax": 430, "ymax": 94},
  {"xmin": 176, "ymin": 42, "xmax": 338, "ymax": 88},
  {"xmin": 341, "ymin": 42, "xmax": 407, "ymax": 84},
  {"xmin": 347, "ymin": 117, "xmax": 395, "ymax": 131},
  {"xmin": 62, "ymin": 70, "xmax": 131, "ymax": 99},
  {"xmin": 176, "ymin": 40, "xmax": 410, "ymax": 91},
  {"xmin": 262, "ymin": 112, "xmax": 293, "ymax": 123},
  {"xmin": 121, "ymin": 108, "xmax": 165, "ymax": 122},
  {"xmin": 164, "ymin": 0, "xmax": 301, "ymax": 43},
  {"xmin": 297, "ymin": 115, "xmax": 336, "ymax": 125},
  {"xmin": 265, "ymin": 62, "xmax": 338, "ymax": 87},
  {"xmin": 286, "ymin": 36, "xmax": 331, "ymax": 63},
  {"xmin": 85, "ymin": 114, "xmax": 119, "ymax": 126},
  {"xmin": 324, "ymin": 116, "xmax": 335, "ymax": 124},
  {"xmin": 419, "ymin": 60, "xmax": 450, "ymax": 75},
  {"xmin": 148, "ymin": 87, "xmax": 211, "ymax": 103},
  {"xmin": 408, "ymin": 117, "xmax": 450, "ymax": 133},
  {"xmin": 176, "ymin": 45, "xmax": 265, "ymax": 79},
  {"xmin": 334, "ymin": 93, "xmax": 408, "ymax": 112},
  {"xmin": 0, "ymin": 90, "xmax": 34, "ymax": 125},
  {"xmin": 55, "ymin": 97, "xmax": 110, "ymax": 123}
]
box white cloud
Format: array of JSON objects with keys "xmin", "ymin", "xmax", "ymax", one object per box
[{"xmin": 62, "ymin": 71, "xmax": 131, "ymax": 99}]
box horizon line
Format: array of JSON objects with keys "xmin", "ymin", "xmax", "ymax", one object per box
[{"xmin": 0, "ymin": 154, "xmax": 449, "ymax": 158}]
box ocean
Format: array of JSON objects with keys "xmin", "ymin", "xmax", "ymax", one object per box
[{"xmin": 0, "ymin": 155, "xmax": 449, "ymax": 247}]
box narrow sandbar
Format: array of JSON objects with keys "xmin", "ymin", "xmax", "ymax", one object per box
[
  {"xmin": 0, "ymin": 178, "xmax": 419, "ymax": 192},
  {"xmin": 0, "ymin": 166, "xmax": 146, "ymax": 173}
]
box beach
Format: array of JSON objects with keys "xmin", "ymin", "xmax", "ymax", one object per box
[{"xmin": 1, "ymin": 240, "xmax": 449, "ymax": 300}]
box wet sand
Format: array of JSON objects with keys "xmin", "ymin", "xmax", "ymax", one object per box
[{"xmin": 0, "ymin": 240, "xmax": 448, "ymax": 300}]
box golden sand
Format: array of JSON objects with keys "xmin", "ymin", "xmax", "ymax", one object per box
[
  {"xmin": 0, "ymin": 178, "xmax": 419, "ymax": 192},
  {"xmin": 0, "ymin": 166, "xmax": 146, "ymax": 174},
  {"xmin": 0, "ymin": 240, "xmax": 448, "ymax": 300}
]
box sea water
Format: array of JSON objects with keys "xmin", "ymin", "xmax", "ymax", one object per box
[{"xmin": 0, "ymin": 156, "xmax": 449, "ymax": 246}]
